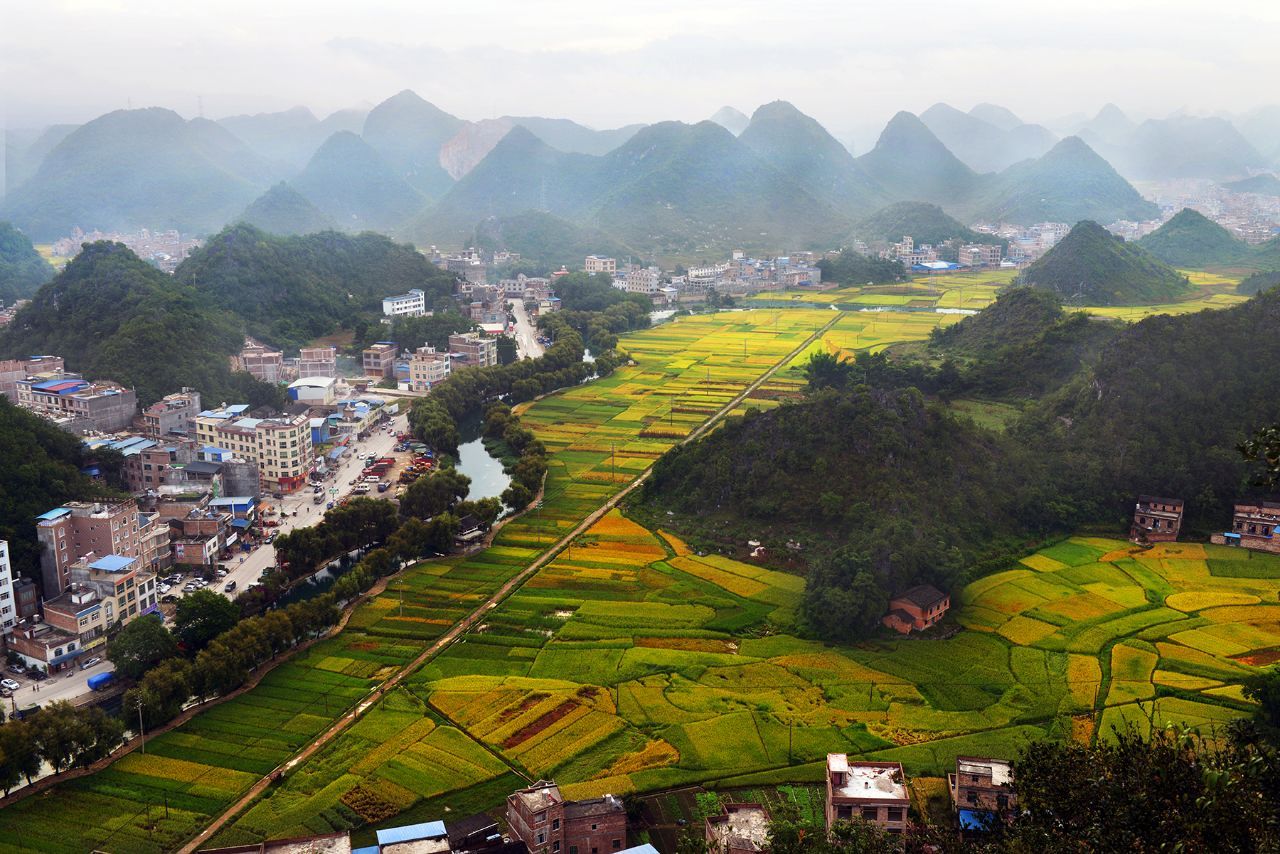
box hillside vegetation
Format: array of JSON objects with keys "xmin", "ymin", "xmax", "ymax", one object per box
[
  {"xmin": 237, "ymin": 182, "xmax": 337, "ymax": 236},
  {"xmin": 1137, "ymin": 208, "xmax": 1250, "ymax": 267},
  {"xmin": 0, "ymin": 222, "xmax": 54, "ymax": 303},
  {"xmin": 1020, "ymin": 220, "xmax": 1191, "ymax": 305},
  {"xmin": 854, "ymin": 201, "xmax": 999, "ymax": 250},
  {"xmin": 174, "ymin": 224, "xmax": 456, "ymax": 351},
  {"xmin": 471, "ymin": 211, "xmax": 635, "ymax": 269},
  {"xmin": 0, "ymin": 241, "xmax": 280, "ymax": 407}
]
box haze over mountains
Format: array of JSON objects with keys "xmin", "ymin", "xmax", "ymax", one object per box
[{"xmin": 3, "ymin": 90, "xmax": 1278, "ymax": 255}]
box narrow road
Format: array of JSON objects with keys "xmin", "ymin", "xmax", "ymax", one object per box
[
  {"xmin": 509, "ymin": 300, "xmax": 545, "ymax": 360},
  {"xmin": 179, "ymin": 315, "xmax": 837, "ymax": 853}
]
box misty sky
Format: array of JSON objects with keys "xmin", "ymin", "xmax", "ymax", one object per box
[{"xmin": 3, "ymin": 0, "xmax": 1277, "ymax": 147}]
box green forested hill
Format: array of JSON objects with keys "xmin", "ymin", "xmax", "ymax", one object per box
[
  {"xmin": 471, "ymin": 211, "xmax": 635, "ymax": 269},
  {"xmin": 1021, "ymin": 220, "xmax": 1192, "ymax": 305},
  {"xmin": 0, "ymin": 241, "xmax": 280, "ymax": 407},
  {"xmin": 854, "ymin": 201, "xmax": 997, "ymax": 248},
  {"xmin": 174, "ymin": 224, "xmax": 456, "ymax": 351},
  {"xmin": 1137, "ymin": 208, "xmax": 1251, "ymax": 267},
  {"xmin": 855, "ymin": 111, "xmax": 982, "ymax": 207},
  {"xmin": 0, "ymin": 221, "xmax": 54, "ymax": 303},
  {"xmin": 1222, "ymin": 173, "xmax": 1280, "ymax": 197},
  {"xmin": 0, "ymin": 397, "xmax": 124, "ymax": 576},
  {"xmin": 237, "ymin": 182, "xmax": 337, "ymax": 236},
  {"xmin": 291, "ymin": 131, "xmax": 427, "ymax": 233},
  {"xmin": 816, "ymin": 249, "xmax": 905, "ymax": 285}
]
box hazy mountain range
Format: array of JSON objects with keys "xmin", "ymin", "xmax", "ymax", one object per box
[{"xmin": 3, "ymin": 91, "xmax": 1277, "ymax": 255}]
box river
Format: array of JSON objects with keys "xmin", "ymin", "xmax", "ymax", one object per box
[{"xmin": 455, "ymin": 432, "xmax": 512, "ymax": 501}]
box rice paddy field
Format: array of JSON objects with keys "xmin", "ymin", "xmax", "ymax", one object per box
[{"xmin": 745, "ymin": 268, "xmax": 1247, "ymax": 321}]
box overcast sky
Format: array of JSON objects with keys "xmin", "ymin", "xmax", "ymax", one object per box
[{"xmin": 3, "ymin": 0, "xmax": 1277, "ymax": 148}]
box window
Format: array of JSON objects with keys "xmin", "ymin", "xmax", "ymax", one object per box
[
  {"xmin": 612, "ymin": 841, "xmax": 621, "ymax": 850},
  {"xmin": 996, "ymin": 794, "xmax": 1009, "ymax": 810},
  {"xmin": 552, "ymin": 820, "xmax": 560, "ymax": 831},
  {"xmin": 553, "ymin": 844, "xmax": 559, "ymax": 853},
  {"xmin": 537, "ymin": 834, "xmax": 545, "ymax": 845},
  {"xmin": 861, "ymin": 807, "xmax": 878, "ymax": 821},
  {"xmin": 591, "ymin": 825, "xmax": 597, "ymax": 831},
  {"xmin": 967, "ymin": 790, "xmax": 979, "ymax": 805},
  {"xmin": 887, "ymin": 808, "xmax": 903, "ymax": 822}
]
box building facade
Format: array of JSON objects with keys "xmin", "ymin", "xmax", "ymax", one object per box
[
  {"xmin": 448, "ymin": 333, "xmax": 498, "ymax": 369},
  {"xmin": 41, "ymin": 554, "xmax": 157, "ymax": 654},
  {"xmin": 584, "ymin": 256, "xmax": 617, "ymax": 276},
  {"xmin": 238, "ymin": 343, "xmax": 285, "ymax": 384},
  {"xmin": 0, "ymin": 355, "xmax": 64, "ymax": 401},
  {"xmin": 1215, "ymin": 499, "xmax": 1280, "ymax": 554},
  {"xmin": 36, "ymin": 499, "xmax": 146, "ymax": 597},
  {"xmin": 0, "ymin": 540, "xmax": 17, "ymax": 634},
  {"xmin": 17, "ymin": 375, "xmax": 137, "ymax": 433},
  {"xmin": 409, "ymin": 346, "xmax": 452, "ymax": 391},
  {"xmin": 882, "ymin": 585, "xmax": 950, "ymax": 634},
  {"xmin": 957, "ymin": 244, "xmax": 1004, "ymax": 267},
  {"xmin": 138, "ymin": 388, "xmax": 202, "ymax": 438},
  {"xmin": 826, "ymin": 755, "xmax": 910, "ymax": 834},
  {"xmin": 298, "ymin": 346, "xmax": 338, "ymax": 379},
  {"xmin": 363, "ymin": 342, "xmax": 399, "ymax": 378},
  {"xmin": 1130, "ymin": 495, "xmax": 1184, "ymax": 543},
  {"xmin": 949, "ymin": 756, "xmax": 1015, "ymax": 829},
  {"xmin": 195, "ymin": 406, "xmax": 314, "ymax": 493},
  {"xmin": 382, "ymin": 289, "xmax": 427, "ymax": 317},
  {"xmin": 507, "ymin": 781, "xmax": 626, "ymax": 854}
]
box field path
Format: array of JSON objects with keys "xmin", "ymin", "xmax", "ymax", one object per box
[{"xmin": 179, "ymin": 314, "xmax": 838, "ymax": 853}]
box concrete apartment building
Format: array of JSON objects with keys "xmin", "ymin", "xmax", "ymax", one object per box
[
  {"xmin": 238, "ymin": 342, "xmax": 286, "ymax": 384},
  {"xmin": 298, "ymin": 346, "xmax": 338, "ymax": 379},
  {"xmin": 16, "ymin": 374, "xmax": 137, "ymax": 433},
  {"xmin": 363, "ymin": 342, "xmax": 399, "ymax": 378},
  {"xmin": 584, "ymin": 256, "xmax": 617, "ymax": 275},
  {"xmin": 382, "ymin": 288, "xmax": 427, "ymax": 317},
  {"xmin": 409, "ymin": 346, "xmax": 451, "ymax": 391},
  {"xmin": 138, "ymin": 387, "xmax": 201, "ymax": 438},
  {"xmin": 949, "ymin": 756, "xmax": 1015, "ymax": 829},
  {"xmin": 826, "ymin": 755, "xmax": 910, "ymax": 834},
  {"xmin": 0, "ymin": 540, "xmax": 18, "ymax": 635},
  {"xmin": 0, "ymin": 355, "xmax": 64, "ymax": 400},
  {"xmin": 705, "ymin": 803, "xmax": 771, "ymax": 854},
  {"xmin": 958, "ymin": 244, "xmax": 1003, "ymax": 267},
  {"xmin": 42, "ymin": 554, "xmax": 158, "ymax": 653},
  {"xmin": 618, "ymin": 267, "xmax": 661, "ymax": 296},
  {"xmin": 36, "ymin": 499, "xmax": 151, "ymax": 597},
  {"xmin": 882, "ymin": 584, "xmax": 950, "ymax": 634},
  {"xmin": 507, "ymin": 780, "xmax": 627, "ymax": 854},
  {"xmin": 448, "ymin": 333, "xmax": 498, "ymax": 369},
  {"xmin": 1130, "ymin": 495, "xmax": 1184, "ymax": 543},
  {"xmin": 195, "ymin": 405, "xmax": 314, "ymax": 493}
]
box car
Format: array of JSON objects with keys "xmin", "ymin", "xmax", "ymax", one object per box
[
  {"xmin": 8, "ymin": 664, "xmax": 25, "ymax": 676},
  {"xmin": 224, "ymin": 581, "xmax": 237, "ymax": 593},
  {"xmin": 215, "ymin": 569, "xmax": 227, "ymax": 578},
  {"xmin": 79, "ymin": 657, "xmax": 101, "ymax": 670},
  {"xmin": 158, "ymin": 584, "xmax": 171, "ymax": 594},
  {"xmin": 1, "ymin": 678, "xmax": 21, "ymax": 691}
]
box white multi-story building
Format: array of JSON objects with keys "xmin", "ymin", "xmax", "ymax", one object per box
[
  {"xmin": 584, "ymin": 256, "xmax": 617, "ymax": 276},
  {"xmin": 0, "ymin": 540, "xmax": 17, "ymax": 634},
  {"xmin": 195, "ymin": 406, "xmax": 314, "ymax": 493},
  {"xmin": 618, "ymin": 267, "xmax": 661, "ymax": 295},
  {"xmin": 408, "ymin": 346, "xmax": 451, "ymax": 391},
  {"xmin": 382, "ymin": 289, "xmax": 427, "ymax": 317}
]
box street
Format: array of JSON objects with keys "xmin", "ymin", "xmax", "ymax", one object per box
[
  {"xmin": 509, "ymin": 299, "xmax": 545, "ymax": 360},
  {"xmin": 5, "ymin": 655, "xmax": 112, "ymax": 712}
]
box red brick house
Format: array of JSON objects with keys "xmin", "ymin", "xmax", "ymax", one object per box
[
  {"xmin": 1130, "ymin": 495, "xmax": 1183, "ymax": 543},
  {"xmin": 507, "ymin": 780, "xmax": 626, "ymax": 854},
  {"xmin": 948, "ymin": 756, "xmax": 1015, "ymax": 831},
  {"xmin": 882, "ymin": 585, "xmax": 950, "ymax": 634},
  {"xmin": 825, "ymin": 755, "xmax": 910, "ymax": 833}
]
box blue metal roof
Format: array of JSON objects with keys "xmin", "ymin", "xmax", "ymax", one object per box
[
  {"xmin": 230, "ymin": 519, "xmax": 251, "ymax": 529},
  {"xmin": 376, "ymin": 821, "xmax": 447, "ymax": 846},
  {"xmin": 89, "ymin": 555, "xmax": 136, "ymax": 573},
  {"xmin": 352, "ymin": 848, "xmax": 379, "ymax": 854},
  {"xmin": 618, "ymin": 846, "xmax": 661, "ymax": 854},
  {"xmin": 36, "ymin": 507, "xmax": 71, "ymax": 522},
  {"xmin": 958, "ymin": 809, "xmax": 995, "ymax": 830}
]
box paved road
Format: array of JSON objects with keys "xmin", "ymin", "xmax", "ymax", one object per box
[
  {"xmin": 509, "ymin": 300, "xmax": 545, "ymax": 360},
  {"xmin": 178, "ymin": 313, "xmax": 840, "ymax": 854},
  {"xmin": 4, "ymin": 655, "xmax": 113, "ymax": 712}
]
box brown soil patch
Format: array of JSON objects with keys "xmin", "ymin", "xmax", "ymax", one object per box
[
  {"xmin": 502, "ymin": 700, "xmax": 578, "ymax": 749},
  {"xmin": 1233, "ymin": 646, "xmax": 1280, "ymax": 666},
  {"xmin": 636, "ymin": 637, "xmax": 735, "ymax": 653},
  {"xmin": 497, "ymin": 692, "xmax": 550, "ymax": 723}
]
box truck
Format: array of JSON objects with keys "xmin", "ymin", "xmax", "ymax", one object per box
[
  {"xmin": 87, "ymin": 672, "xmax": 115, "ymax": 691},
  {"xmin": 313, "ymin": 492, "xmax": 324, "ymax": 504}
]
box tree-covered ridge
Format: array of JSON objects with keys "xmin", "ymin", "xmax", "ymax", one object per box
[
  {"xmin": 0, "ymin": 222, "xmax": 54, "ymax": 303},
  {"xmin": 1020, "ymin": 220, "xmax": 1192, "ymax": 305},
  {"xmin": 0, "ymin": 241, "xmax": 281, "ymax": 408},
  {"xmin": 1238, "ymin": 270, "xmax": 1280, "ymax": 295},
  {"xmin": 853, "ymin": 201, "xmax": 1002, "ymax": 251},
  {"xmin": 815, "ymin": 249, "xmax": 905, "ymax": 286},
  {"xmin": 0, "ymin": 398, "xmax": 125, "ymax": 574},
  {"xmin": 236, "ymin": 182, "xmax": 337, "ymax": 236},
  {"xmin": 174, "ymin": 223, "xmax": 456, "ymax": 351},
  {"xmin": 1136, "ymin": 208, "xmax": 1252, "ymax": 267},
  {"xmin": 471, "ymin": 211, "xmax": 636, "ymax": 269},
  {"xmin": 1223, "ymin": 173, "xmax": 1280, "ymax": 197}
]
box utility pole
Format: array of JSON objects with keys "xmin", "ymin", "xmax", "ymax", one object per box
[{"xmin": 135, "ymin": 697, "xmax": 146, "ymax": 754}]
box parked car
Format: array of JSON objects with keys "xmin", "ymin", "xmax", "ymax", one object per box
[
  {"xmin": 1, "ymin": 678, "xmax": 21, "ymax": 691},
  {"xmin": 8, "ymin": 664, "xmax": 25, "ymax": 676},
  {"xmin": 79, "ymin": 656, "xmax": 101, "ymax": 670},
  {"xmin": 224, "ymin": 581, "xmax": 237, "ymax": 593}
]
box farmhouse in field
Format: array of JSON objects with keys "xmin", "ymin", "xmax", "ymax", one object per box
[
  {"xmin": 826, "ymin": 754, "xmax": 910, "ymax": 834},
  {"xmin": 1211, "ymin": 499, "xmax": 1280, "ymax": 554},
  {"xmin": 881, "ymin": 585, "xmax": 950, "ymax": 634},
  {"xmin": 507, "ymin": 780, "xmax": 627, "ymax": 854},
  {"xmin": 949, "ymin": 756, "xmax": 1015, "ymax": 833},
  {"xmin": 705, "ymin": 802, "xmax": 771, "ymax": 854},
  {"xmin": 1130, "ymin": 495, "xmax": 1184, "ymax": 543}
]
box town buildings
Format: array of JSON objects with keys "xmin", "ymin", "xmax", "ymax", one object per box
[
  {"xmin": 949, "ymin": 756, "xmax": 1015, "ymax": 831},
  {"xmin": 957, "ymin": 244, "xmax": 1003, "ymax": 267},
  {"xmin": 584, "ymin": 256, "xmax": 617, "ymax": 276},
  {"xmin": 882, "ymin": 236, "xmax": 939, "ymax": 267},
  {"xmin": 449, "ymin": 333, "xmax": 498, "ymax": 369},
  {"xmin": 0, "ymin": 354, "xmax": 64, "ymax": 401},
  {"xmin": 617, "ymin": 267, "xmax": 661, "ymax": 297},
  {"xmin": 237, "ymin": 342, "xmax": 286, "ymax": 384},
  {"xmin": 0, "ymin": 540, "xmax": 17, "ymax": 635},
  {"xmin": 364, "ymin": 342, "xmax": 399, "ymax": 378},
  {"xmin": 7, "ymin": 620, "xmax": 84, "ymax": 674},
  {"xmin": 882, "ymin": 585, "xmax": 950, "ymax": 634},
  {"xmin": 825, "ymin": 755, "xmax": 910, "ymax": 834},
  {"xmin": 506, "ymin": 780, "xmax": 627, "ymax": 854},
  {"xmin": 705, "ymin": 803, "xmax": 771, "ymax": 854},
  {"xmin": 36, "ymin": 499, "xmax": 153, "ymax": 596},
  {"xmin": 383, "ymin": 288, "xmax": 427, "ymax": 318},
  {"xmin": 1130, "ymin": 495, "xmax": 1184, "ymax": 543},
  {"xmin": 137, "ymin": 387, "xmax": 202, "ymax": 438},
  {"xmin": 298, "ymin": 346, "xmax": 338, "ymax": 379},
  {"xmin": 194, "ymin": 405, "xmax": 314, "ymax": 493},
  {"xmin": 1212, "ymin": 499, "xmax": 1280, "ymax": 554},
  {"xmin": 42, "ymin": 553, "xmax": 158, "ymax": 651},
  {"xmin": 16, "ymin": 374, "xmax": 137, "ymax": 433},
  {"xmin": 409, "ymin": 346, "xmax": 452, "ymax": 391},
  {"xmin": 288, "ymin": 375, "xmax": 340, "ymax": 406}
]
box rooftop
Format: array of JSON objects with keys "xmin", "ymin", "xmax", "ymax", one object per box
[
  {"xmin": 828, "ymin": 755, "xmax": 908, "ymax": 802},
  {"xmin": 956, "ymin": 757, "xmax": 1013, "ymax": 787},
  {"xmin": 564, "ymin": 794, "xmax": 623, "ymax": 819},
  {"xmin": 894, "ymin": 584, "xmax": 947, "ymax": 609},
  {"xmin": 513, "ymin": 781, "xmax": 562, "ymax": 812},
  {"xmin": 706, "ymin": 804, "xmax": 771, "ymax": 852},
  {"xmin": 376, "ymin": 821, "xmax": 448, "ymax": 847},
  {"xmin": 88, "ymin": 554, "xmax": 137, "ymax": 573}
]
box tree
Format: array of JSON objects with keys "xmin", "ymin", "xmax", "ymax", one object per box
[
  {"xmin": 400, "ymin": 468, "xmax": 471, "ymax": 520},
  {"xmin": 105, "ymin": 613, "xmax": 178, "ymax": 679},
  {"xmin": 192, "ymin": 639, "xmax": 248, "ymax": 698},
  {"xmin": 803, "ymin": 351, "xmax": 854, "ymax": 392},
  {"xmin": 1241, "ymin": 666, "xmax": 1280, "ymax": 745},
  {"xmin": 29, "ymin": 701, "xmax": 85, "ymax": 773},
  {"xmin": 0, "ymin": 720, "xmax": 41, "ymax": 792},
  {"xmin": 1240, "ymin": 424, "xmax": 1280, "ymax": 490},
  {"xmin": 70, "ymin": 706, "xmax": 122, "ymax": 767},
  {"xmin": 495, "ymin": 334, "xmax": 518, "ymax": 365},
  {"xmin": 123, "ymin": 658, "xmax": 194, "ymax": 729},
  {"xmin": 174, "ymin": 589, "xmax": 240, "ymax": 652},
  {"xmin": 802, "ymin": 550, "xmax": 888, "ymax": 643}
]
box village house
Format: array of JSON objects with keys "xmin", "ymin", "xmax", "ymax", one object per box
[
  {"xmin": 195, "ymin": 405, "xmax": 314, "ymax": 493},
  {"xmin": 449, "ymin": 332, "xmax": 498, "ymax": 369},
  {"xmin": 1130, "ymin": 495, "xmax": 1184, "ymax": 543},
  {"xmin": 825, "ymin": 755, "xmax": 910, "ymax": 834},
  {"xmin": 409, "ymin": 346, "xmax": 451, "ymax": 391},
  {"xmin": 383, "ymin": 288, "xmax": 427, "ymax": 318},
  {"xmin": 16, "ymin": 373, "xmax": 137, "ymax": 434},
  {"xmin": 41, "ymin": 553, "xmax": 158, "ymax": 655},
  {"xmin": 236, "ymin": 342, "xmax": 286, "ymax": 384},
  {"xmin": 137, "ymin": 387, "xmax": 202, "ymax": 438},
  {"xmin": 35, "ymin": 499, "xmax": 161, "ymax": 596},
  {"xmin": 584, "ymin": 256, "xmax": 617, "ymax": 275},
  {"xmin": 882, "ymin": 584, "xmax": 950, "ymax": 634},
  {"xmin": 949, "ymin": 756, "xmax": 1015, "ymax": 832},
  {"xmin": 298, "ymin": 346, "xmax": 338, "ymax": 379},
  {"xmin": 705, "ymin": 803, "xmax": 771, "ymax": 854},
  {"xmin": 506, "ymin": 780, "xmax": 626, "ymax": 854},
  {"xmin": 1212, "ymin": 499, "xmax": 1280, "ymax": 554},
  {"xmin": 363, "ymin": 342, "xmax": 399, "ymax": 378},
  {"xmin": 0, "ymin": 354, "xmax": 64, "ymax": 401}
]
